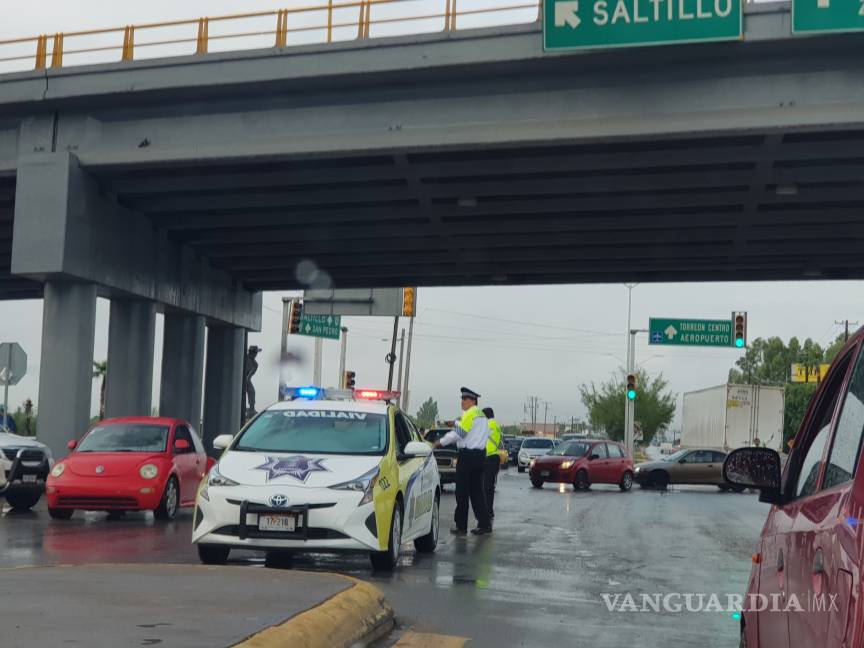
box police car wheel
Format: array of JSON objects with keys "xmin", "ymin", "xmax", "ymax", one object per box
[
  {"xmin": 414, "ymin": 493, "xmax": 439, "ymax": 554},
  {"xmin": 197, "ymin": 544, "xmax": 230, "ymax": 565},
  {"xmin": 370, "ymin": 501, "xmax": 403, "ymax": 571},
  {"xmin": 5, "ymin": 489, "xmax": 42, "ymax": 510}
]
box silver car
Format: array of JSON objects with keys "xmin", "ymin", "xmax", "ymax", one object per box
[{"xmin": 517, "ymin": 437, "xmax": 555, "ymax": 473}]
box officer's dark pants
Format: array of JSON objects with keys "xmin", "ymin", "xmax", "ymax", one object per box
[
  {"xmin": 455, "ymin": 449, "xmax": 490, "ymax": 530},
  {"xmin": 483, "ymin": 454, "xmax": 500, "ymax": 519}
]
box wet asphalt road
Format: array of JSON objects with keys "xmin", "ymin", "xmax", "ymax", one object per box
[{"xmin": 0, "ymin": 466, "xmax": 767, "ymax": 648}]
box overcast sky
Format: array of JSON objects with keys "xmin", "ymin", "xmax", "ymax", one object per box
[{"xmin": 2, "ymin": 1, "xmax": 857, "ymax": 430}]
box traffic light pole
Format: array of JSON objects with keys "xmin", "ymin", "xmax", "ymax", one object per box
[
  {"xmin": 279, "ymin": 297, "xmax": 290, "ymax": 400},
  {"xmin": 402, "ymin": 316, "xmax": 415, "ymax": 411},
  {"xmin": 313, "ymin": 337, "xmax": 323, "ymax": 386},
  {"xmin": 625, "ymin": 330, "xmax": 636, "ymax": 455},
  {"xmin": 338, "ymin": 327, "xmax": 348, "ymax": 387}
]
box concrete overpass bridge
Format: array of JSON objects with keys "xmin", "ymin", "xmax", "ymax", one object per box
[{"xmin": 1, "ymin": 1, "xmax": 863, "ymax": 455}]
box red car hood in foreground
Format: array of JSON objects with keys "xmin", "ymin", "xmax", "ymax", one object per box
[{"xmin": 64, "ymin": 452, "xmax": 164, "ymax": 478}]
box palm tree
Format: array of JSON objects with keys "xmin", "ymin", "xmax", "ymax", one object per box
[{"xmin": 92, "ymin": 360, "xmax": 107, "ymax": 420}]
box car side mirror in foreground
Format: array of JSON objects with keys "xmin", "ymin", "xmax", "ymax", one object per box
[
  {"xmin": 404, "ymin": 441, "xmax": 433, "ymax": 458},
  {"xmin": 67, "ymin": 439, "xmax": 77, "ymax": 450},
  {"xmin": 212, "ymin": 434, "xmax": 234, "ymax": 451},
  {"xmin": 723, "ymin": 447, "xmax": 783, "ymax": 505}
]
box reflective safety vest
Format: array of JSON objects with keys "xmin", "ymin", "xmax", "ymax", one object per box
[{"xmin": 486, "ymin": 418, "xmax": 503, "ymax": 456}]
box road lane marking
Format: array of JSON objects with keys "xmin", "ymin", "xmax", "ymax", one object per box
[{"xmin": 393, "ymin": 631, "xmax": 469, "ymax": 647}]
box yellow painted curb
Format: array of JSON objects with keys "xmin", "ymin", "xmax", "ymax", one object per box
[{"xmin": 234, "ymin": 577, "xmax": 394, "ymax": 648}]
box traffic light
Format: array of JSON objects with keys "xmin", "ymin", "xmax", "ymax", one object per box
[
  {"xmin": 733, "ymin": 311, "xmax": 747, "ymax": 349},
  {"xmin": 402, "ymin": 287, "xmax": 416, "ymax": 317},
  {"xmin": 626, "ymin": 374, "xmax": 637, "ymax": 401},
  {"xmin": 288, "ymin": 299, "xmax": 303, "ymax": 335},
  {"xmin": 343, "ymin": 370, "xmax": 356, "ymax": 390}
]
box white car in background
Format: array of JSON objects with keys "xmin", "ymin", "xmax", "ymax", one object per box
[
  {"xmin": 517, "ymin": 437, "xmax": 556, "ymax": 473},
  {"xmin": 0, "ymin": 431, "xmax": 53, "ymax": 510}
]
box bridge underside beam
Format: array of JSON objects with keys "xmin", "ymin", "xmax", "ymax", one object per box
[{"xmin": 9, "ymin": 152, "xmax": 261, "ymax": 328}]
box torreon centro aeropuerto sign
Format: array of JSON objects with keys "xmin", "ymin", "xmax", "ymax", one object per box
[{"xmin": 543, "ymin": 0, "xmax": 743, "ymax": 51}]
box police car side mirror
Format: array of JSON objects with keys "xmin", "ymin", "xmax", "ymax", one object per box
[
  {"xmin": 404, "ymin": 441, "xmax": 433, "ymax": 458},
  {"xmin": 213, "ymin": 434, "xmax": 234, "ymax": 451}
]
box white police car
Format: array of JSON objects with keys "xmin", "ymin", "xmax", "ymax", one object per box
[{"xmin": 192, "ymin": 387, "xmax": 440, "ymax": 571}]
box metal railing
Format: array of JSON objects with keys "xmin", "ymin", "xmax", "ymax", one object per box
[{"xmin": 0, "ymin": 0, "xmax": 541, "ymax": 73}]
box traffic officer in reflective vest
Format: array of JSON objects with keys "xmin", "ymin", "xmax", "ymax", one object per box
[
  {"xmin": 482, "ymin": 407, "xmax": 502, "ymax": 521},
  {"xmin": 434, "ymin": 387, "xmax": 493, "ymax": 536}
]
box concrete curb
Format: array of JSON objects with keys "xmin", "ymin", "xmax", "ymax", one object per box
[{"xmin": 234, "ymin": 576, "xmax": 394, "ymax": 648}]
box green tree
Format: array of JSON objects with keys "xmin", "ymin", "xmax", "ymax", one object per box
[
  {"xmin": 783, "ymin": 383, "xmax": 818, "ymax": 451},
  {"xmin": 415, "ymin": 397, "xmax": 439, "ymax": 429},
  {"xmin": 11, "ymin": 399, "xmax": 36, "ymax": 436},
  {"xmin": 92, "ymin": 360, "xmax": 107, "ymax": 420},
  {"xmin": 579, "ymin": 370, "xmax": 676, "ymax": 444}
]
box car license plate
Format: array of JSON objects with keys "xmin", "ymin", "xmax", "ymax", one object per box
[
  {"xmin": 22, "ymin": 474, "xmax": 37, "ymax": 483},
  {"xmin": 258, "ymin": 513, "xmax": 298, "ymax": 532},
  {"xmin": 541, "ymin": 471, "xmax": 551, "ymax": 477}
]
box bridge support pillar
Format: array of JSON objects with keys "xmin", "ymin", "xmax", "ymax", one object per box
[
  {"xmin": 159, "ymin": 313, "xmax": 205, "ymax": 429},
  {"xmin": 36, "ymin": 281, "xmax": 97, "ymax": 459},
  {"xmin": 104, "ymin": 299, "xmax": 156, "ymax": 419},
  {"xmin": 202, "ymin": 325, "xmax": 244, "ymax": 456}
]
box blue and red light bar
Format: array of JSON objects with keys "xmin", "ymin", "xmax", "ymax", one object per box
[{"xmin": 279, "ymin": 385, "xmax": 400, "ymax": 402}]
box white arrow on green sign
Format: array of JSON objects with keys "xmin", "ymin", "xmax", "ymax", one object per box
[
  {"xmin": 544, "ymin": 0, "xmax": 743, "ymax": 51},
  {"xmin": 648, "ymin": 317, "xmax": 734, "ymax": 347},
  {"xmin": 297, "ymin": 314, "xmax": 341, "ymax": 340},
  {"xmin": 793, "ymin": 0, "xmax": 864, "ymax": 34}
]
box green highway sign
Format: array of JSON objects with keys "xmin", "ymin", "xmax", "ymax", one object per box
[
  {"xmin": 649, "ymin": 317, "xmax": 734, "ymax": 347},
  {"xmin": 543, "ymin": 0, "xmax": 742, "ymax": 51},
  {"xmin": 297, "ymin": 314, "xmax": 342, "ymax": 340},
  {"xmin": 793, "ymin": 0, "xmax": 864, "ymax": 34}
]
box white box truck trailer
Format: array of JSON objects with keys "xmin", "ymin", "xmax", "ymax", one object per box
[{"xmin": 680, "ymin": 384, "xmax": 785, "ymax": 452}]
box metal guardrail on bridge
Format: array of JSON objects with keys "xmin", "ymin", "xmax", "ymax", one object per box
[{"xmin": 0, "ymin": 0, "xmax": 542, "ymax": 73}]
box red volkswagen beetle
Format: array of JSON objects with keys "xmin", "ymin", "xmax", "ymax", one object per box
[
  {"xmin": 46, "ymin": 417, "xmax": 210, "ymax": 521},
  {"xmin": 529, "ymin": 439, "xmax": 635, "ymax": 491}
]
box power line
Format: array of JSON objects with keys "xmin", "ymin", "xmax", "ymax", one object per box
[{"xmin": 835, "ymin": 319, "xmax": 860, "ymax": 342}]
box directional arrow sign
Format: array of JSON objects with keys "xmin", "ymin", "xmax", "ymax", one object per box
[
  {"xmin": 649, "ymin": 318, "xmax": 734, "ymax": 347},
  {"xmin": 793, "ymin": 0, "xmax": 864, "ymax": 34},
  {"xmin": 544, "ymin": 0, "xmax": 742, "ymax": 51},
  {"xmin": 297, "ymin": 314, "xmax": 342, "ymax": 340},
  {"xmin": 555, "ymin": 1, "xmax": 582, "ymax": 28}
]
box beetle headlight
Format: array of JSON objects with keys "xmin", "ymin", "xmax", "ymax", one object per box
[
  {"xmin": 51, "ymin": 463, "xmax": 66, "ymax": 478},
  {"xmin": 139, "ymin": 464, "xmax": 158, "ymax": 480}
]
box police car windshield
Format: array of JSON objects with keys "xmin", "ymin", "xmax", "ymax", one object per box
[
  {"xmin": 550, "ymin": 442, "xmax": 590, "ymax": 457},
  {"xmin": 521, "ymin": 438, "xmax": 554, "ymax": 449},
  {"xmin": 235, "ymin": 410, "xmax": 388, "ymax": 455},
  {"xmin": 77, "ymin": 424, "xmax": 169, "ymax": 453}
]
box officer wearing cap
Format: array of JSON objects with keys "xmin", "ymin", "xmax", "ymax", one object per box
[{"xmin": 434, "ymin": 387, "xmax": 492, "ymax": 536}]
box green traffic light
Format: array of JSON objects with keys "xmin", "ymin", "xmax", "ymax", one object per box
[
  {"xmin": 735, "ymin": 338, "xmax": 745, "ymax": 348},
  {"xmin": 627, "ymin": 389, "xmax": 637, "ymax": 400}
]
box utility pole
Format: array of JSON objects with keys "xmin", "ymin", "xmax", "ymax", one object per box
[
  {"xmin": 402, "ymin": 316, "xmax": 415, "ymax": 411},
  {"xmin": 543, "ymin": 401, "xmax": 549, "ymax": 436},
  {"xmin": 396, "ymin": 328, "xmax": 406, "ymax": 394},
  {"xmin": 313, "ymin": 337, "xmax": 323, "ymax": 386},
  {"xmin": 836, "ymin": 319, "xmax": 859, "ymax": 342},
  {"xmin": 623, "ymin": 284, "xmax": 638, "ymax": 453}
]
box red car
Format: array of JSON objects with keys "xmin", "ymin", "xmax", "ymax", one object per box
[
  {"xmin": 46, "ymin": 417, "xmax": 210, "ymax": 521},
  {"xmin": 529, "ymin": 440, "xmax": 634, "ymax": 491},
  {"xmin": 725, "ymin": 328, "xmax": 864, "ymax": 648}
]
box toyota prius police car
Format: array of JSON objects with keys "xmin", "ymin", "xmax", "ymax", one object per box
[{"xmin": 192, "ymin": 387, "xmax": 440, "ymax": 571}]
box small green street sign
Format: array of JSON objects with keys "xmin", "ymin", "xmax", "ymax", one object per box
[
  {"xmin": 543, "ymin": 0, "xmax": 742, "ymax": 51},
  {"xmin": 298, "ymin": 314, "xmax": 342, "ymax": 340},
  {"xmin": 649, "ymin": 318, "xmax": 735, "ymax": 347},
  {"xmin": 793, "ymin": 0, "xmax": 864, "ymax": 34}
]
